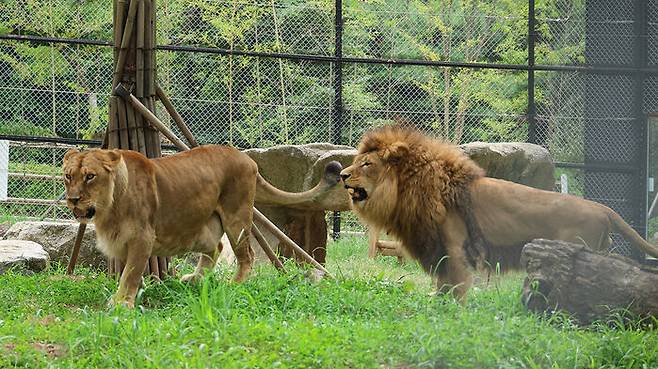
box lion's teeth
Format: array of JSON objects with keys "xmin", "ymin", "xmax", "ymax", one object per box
[{"xmin": 347, "ymin": 188, "xmax": 355, "ymax": 195}]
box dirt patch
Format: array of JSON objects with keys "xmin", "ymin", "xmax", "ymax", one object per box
[
  {"xmin": 34, "ymin": 314, "xmax": 59, "ymax": 326},
  {"xmin": 31, "ymin": 342, "xmax": 67, "ymax": 358},
  {"xmin": 47, "ymin": 274, "xmax": 86, "ymax": 282},
  {"xmin": 3, "ymin": 342, "xmax": 67, "ymax": 358}
]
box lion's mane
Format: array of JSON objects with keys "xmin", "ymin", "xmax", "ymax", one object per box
[{"xmin": 355, "ymin": 125, "xmax": 488, "ymax": 274}]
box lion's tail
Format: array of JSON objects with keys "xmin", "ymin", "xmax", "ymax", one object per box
[
  {"xmin": 608, "ymin": 209, "xmax": 658, "ymax": 258},
  {"xmin": 254, "ymin": 161, "xmax": 342, "ymax": 209}
]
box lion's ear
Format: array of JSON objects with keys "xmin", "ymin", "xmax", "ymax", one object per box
[
  {"xmin": 63, "ymin": 148, "xmax": 79, "ymax": 165},
  {"xmin": 102, "ymin": 150, "xmax": 122, "ymax": 172},
  {"xmin": 382, "ymin": 141, "xmax": 409, "ymax": 162}
]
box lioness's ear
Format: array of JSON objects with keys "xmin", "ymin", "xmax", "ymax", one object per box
[
  {"xmin": 63, "ymin": 148, "xmax": 79, "ymax": 165},
  {"xmin": 382, "ymin": 141, "xmax": 409, "ymax": 162},
  {"xmin": 102, "ymin": 150, "xmax": 122, "ymax": 172}
]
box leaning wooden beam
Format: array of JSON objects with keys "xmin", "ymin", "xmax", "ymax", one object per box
[
  {"xmin": 112, "ymin": 0, "xmax": 139, "ymax": 90},
  {"xmin": 251, "ymin": 224, "xmax": 286, "ymax": 273},
  {"xmin": 155, "ymin": 85, "xmax": 198, "ymax": 147},
  {"xmin": 253, "ymin": 208, "xmax": 333, "ymax": 278},
  {"xmin": 114, "ymin": 84, "xmax": 190, "ymax": 151}
]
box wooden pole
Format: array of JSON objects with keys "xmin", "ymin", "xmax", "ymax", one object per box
[
  {"xmin": 66, "ymin": 223, "xmax": 87, "ymax": 275},
  {"xmin": 251, "ymin": 224, "xmax": 286, "ymax": 272},
  {"xmin": 135, "ymin": 0, "xmax": 145, "ymax": 98},
  {"xmin": 156, "ymin": 85, "xmax": 198, "ymax": 147},
  {"xmin": 253, "ymin": 208, "xmax": 333, "ymax": 278},
  {"xmin": 112, "ymin": 0, "xmax": 139, "ymax": 90},
  {"xmin": 115, "ymin": 84, "xmax": 190, "ymax": 150}
]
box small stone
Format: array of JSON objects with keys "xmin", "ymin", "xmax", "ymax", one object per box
[{"xmin": 0, "ymin": 240, "xmax": 49, "ymax": 274}]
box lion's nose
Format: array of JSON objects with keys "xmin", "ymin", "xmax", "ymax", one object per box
[
  {"xmin": 67, "ymin": 196, "xmax": 81, "ymax": 205},
  {"xmin": 340, "ymin": 172, "xmax": 351, "ymax": 181}
]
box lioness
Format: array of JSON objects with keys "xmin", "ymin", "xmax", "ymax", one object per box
[
  {"xmin": 340, "ymin": 126, "xmax": 658, "ymax": 301},
  {"xmin": 63, "ymin": 145, "xmax": 341, "ymax": 307}
]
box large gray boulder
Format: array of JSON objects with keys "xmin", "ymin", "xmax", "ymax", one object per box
[
  {"xmin": 0, "ymin": 240, "xmax": 49, "ymax": 274},
  {"xmin": 3, "ymin": 221, "xmax": 104, "ymax": 268},
  {"xmin": 461, "ymin": 142, "xmax": 555, "ymax": 190}
]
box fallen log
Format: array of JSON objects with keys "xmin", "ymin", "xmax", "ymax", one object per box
[{"xmin": 521, "ymin": 239, "xmax": 658, "ymax": 325}]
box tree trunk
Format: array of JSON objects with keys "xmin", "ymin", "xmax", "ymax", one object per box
[{"xmin": 521, "ymin": 239, "xmax": 658, "ymax": 325}]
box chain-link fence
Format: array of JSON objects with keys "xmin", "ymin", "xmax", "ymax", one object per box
[{"xmin": 0, "ymin": 0, "xmax": 655, "ymax": 256}]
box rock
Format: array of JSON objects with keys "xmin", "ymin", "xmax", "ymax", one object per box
[
  {"xmin": 244, "ymin": 144, "xmax": 356, "ymax": 264},
  {"xmin": 0, "ymin": 240, "xmax": 49, "ymax": 274},
  {"xmin": 245, "ymin": 143, "xmax": 357, "ymax": 211},
  {"xmin": 3, "ymin": 221, "xmax": 104, "ymax": 269},
  {"xmin": 0, "ymin": 222, "xmax": 10, "ymax": 238},
  {"xmin": 461, "ymin": 142, "xmax": 555, "ymax": 190}
]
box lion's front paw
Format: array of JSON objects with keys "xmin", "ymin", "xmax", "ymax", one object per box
[{"xmin": 180, "ymin": 273, "xmax": 202, "ymax": 284}]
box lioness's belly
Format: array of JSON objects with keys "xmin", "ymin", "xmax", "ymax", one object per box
[{"xmin": 152, "ymin": 213, "xmax": 224, "ymax": 256}]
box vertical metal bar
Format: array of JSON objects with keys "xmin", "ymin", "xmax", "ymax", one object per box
[
  {"xmin": 331, "ymin": 0, "xmax": 343, "ymax": 240},
  {"xmin": 527, "ymin": 0, "xmax": 537, "ymax": 144},
  {"xmin": 634, "ymin": 0, "xmax": 649, "ymax": 240}
]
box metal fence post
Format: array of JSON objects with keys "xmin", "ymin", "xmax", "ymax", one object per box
[
  {"xmin": 331, "ymin": 0, "xmax": 343, "ymax": 240},
  {"xmin": 527, "ymin": 0, "xmax": 537, "ymax": 144},
  {"xmin": 634, "ymin": 0, "xmax": 649, "ymax": 239}
]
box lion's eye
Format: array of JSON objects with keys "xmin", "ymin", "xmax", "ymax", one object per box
[
  {"xmin": 85, "ymin": 174, "xmax": 96, "ymax": 181},
  {"xmin": 64, "ymin": 174, "xmax": 72, "ymax": 181},
  {"xmin": 361, "ymin": 162, "xmax": 371, "ymax": 167}
]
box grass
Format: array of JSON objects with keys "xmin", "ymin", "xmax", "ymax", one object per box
[{"xmin": 0, "ymin": 237, "xmax": 657, "ymax": 369}]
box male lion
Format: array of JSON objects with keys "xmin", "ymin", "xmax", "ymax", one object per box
[
  {"xmin": 340, "ymin": 126, "xmax": 658, "ymax": 301},
  {"xmin": 63, "ymin": 145, "xmax": 341, "ymax": 307}
]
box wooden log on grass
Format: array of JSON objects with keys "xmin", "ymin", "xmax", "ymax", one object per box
[{"xmin": 521, "ymin": 239, "xmax": 658, "ymax": 325}]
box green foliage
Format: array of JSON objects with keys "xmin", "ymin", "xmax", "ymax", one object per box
[
  {"xmin": 0, "ymin": 119, "xmax": 54, "ymax": 137},
  {"xmin": 0, "ymin": 0, "xmax": 580, "ymax": 149}
]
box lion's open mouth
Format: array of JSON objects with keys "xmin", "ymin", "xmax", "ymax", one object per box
[
  {"xmin": 345, "ymin": 185, "xmax": 368, "ymax": 202},
  {"xmin": 72, "ymin": 207, "xmax": 96, "ymax": 220}
]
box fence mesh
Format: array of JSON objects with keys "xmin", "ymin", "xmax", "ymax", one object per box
[{"xmin": 0, "ymin": 0, "xmax": 654, "ymax": 257}]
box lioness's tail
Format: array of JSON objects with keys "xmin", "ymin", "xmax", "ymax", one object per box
[
  {"xmin": 254, "ymin": 161, "xmax": 342, "ymax": 209},
  {"xmin": 608, "ymin": 209, "xmax": 658, "ymax": 258}
]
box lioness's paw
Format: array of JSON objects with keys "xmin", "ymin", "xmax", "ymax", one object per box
[
  {"xmin": 180, "ymin": 273, "xmax": 202, "ymax": 284},
  {"xmin": 108, "ymin": 295, "xmax": 135, "ymax": 309}
]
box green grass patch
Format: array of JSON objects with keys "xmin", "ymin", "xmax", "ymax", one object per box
[{"xmin": 0, "ymin": 237, "xmax": 656, "ymax": 368}]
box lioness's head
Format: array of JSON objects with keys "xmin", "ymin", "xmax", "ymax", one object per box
[{"xmin": 62, "ymin": 149, "xmax": 126, "ymax": 223}]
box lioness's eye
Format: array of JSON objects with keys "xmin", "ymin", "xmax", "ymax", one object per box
[
  {"xmin": 85, "ymin": 174, "xmax": 96, "ymax": 181},
  {"xmin": 65, "ymin": 174, "xmax": 72, "ymax": 181}
]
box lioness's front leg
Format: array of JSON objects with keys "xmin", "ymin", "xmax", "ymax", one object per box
[{"xmin": 110, "ymin": 240, "xmax": 152, "ymax": 308}]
